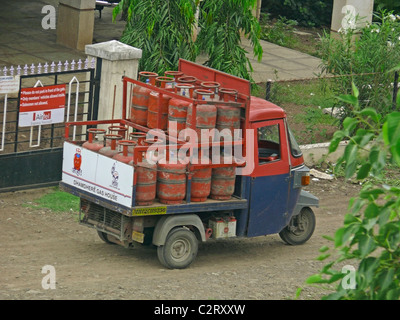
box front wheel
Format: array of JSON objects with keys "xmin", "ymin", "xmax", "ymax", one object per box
[
  {"xmin": 157, "ymin": 228, "xmax": 198, "ymax": 269},
  {"xmin": 279, "ymin": 207, "xmax": 316, "ymax": 245}
]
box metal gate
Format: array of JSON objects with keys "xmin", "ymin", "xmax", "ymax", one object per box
[{"xmin": 0, "ymin": 58, "xmax": 100, "ymax": 192}]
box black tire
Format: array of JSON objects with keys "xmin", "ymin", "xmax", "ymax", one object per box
[
  {"xmin": 97, "ymin": 231, "xmax": 116, "ymax": 244},
  {"xmin": 279, "ymin": 207, "xmax": 316, "ymax": 245},
  {"xmin": 157, "ymin": 228, "xmax": 198, "ymax": 269}
]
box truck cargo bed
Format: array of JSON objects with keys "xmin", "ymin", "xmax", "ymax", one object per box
[{"xmin": 60, "ymin": 181, "xmax": 248, "ymax": 217}]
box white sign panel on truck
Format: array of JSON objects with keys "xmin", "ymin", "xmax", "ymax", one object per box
[{"xmin": 62, "ymin": 142, "xmax": 134, "ymax": 207}]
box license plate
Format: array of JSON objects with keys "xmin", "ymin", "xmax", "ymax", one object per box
[
  {"xmin": 132, "ymin": 231, "xmax": 145, "ymax": 243},
  {"xmin": 132, "ymin": 206, "xmax": 167, "ymax": 216}
]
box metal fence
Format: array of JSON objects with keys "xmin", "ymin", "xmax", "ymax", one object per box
[{"xmin": 0, "ymin": 58, "xmax": 100, "ymax": 192}]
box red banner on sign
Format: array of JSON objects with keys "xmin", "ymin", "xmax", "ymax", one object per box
[
  {"xmin": 20, "ymin": 84, "xmax": 66, "ymax": 112},
  {"xmin": 18, "ymin": 84, "xmax": 66, "ymax": 127}
]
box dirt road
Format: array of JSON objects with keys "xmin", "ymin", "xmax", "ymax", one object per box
[{"xmin": 0, "ymin": 177, "xmax": 361, "ymax": 300}]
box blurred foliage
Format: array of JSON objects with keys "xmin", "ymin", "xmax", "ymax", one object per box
[{"xmin": 261, "ymin": 0, "xmax": 333, "ymax": 27}]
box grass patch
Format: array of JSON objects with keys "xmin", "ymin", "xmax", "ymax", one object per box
[
  {"xmin": 254, "ymin": 79, "xmax": 340, "ymax": 144},
  {"xmin": 259, "ymin": 13, "xmax": 327, "ymax": 58},
  {"xmin": 270, "ymin": 79, "xmax": 337, "ymax": 109},
  {"xmin": 27, "ymin": 187, "xmax": 80, "ymax": 213}
]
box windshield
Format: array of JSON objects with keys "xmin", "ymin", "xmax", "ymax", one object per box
[{"xmin": 287, "ymin": 126, "xmax": 302, "ymax": 158}]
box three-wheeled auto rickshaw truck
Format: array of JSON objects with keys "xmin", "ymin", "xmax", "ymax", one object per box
[{"xmin": 59, "ymin": 59, "xmax": 319, "ymax": 269}]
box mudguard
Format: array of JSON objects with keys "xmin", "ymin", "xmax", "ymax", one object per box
[
  {"xmin": 152, "ymin": 214, "xmax": 206, "ymax": 246},
  {"xmin": 293, "ymin": 190, "xmax": 319, "ymax": 216}
]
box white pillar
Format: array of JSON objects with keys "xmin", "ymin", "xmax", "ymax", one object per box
[
  {"xmin": 57, "ymin": 0, "xmax": 96, "ymax": 51},
  {"xmin": 85, "ymin": 40, "xmax": 142, "ymax": 122},
  {"xmin": 331, "ymin": 0, "xmax": 374, "ymax": 34}
]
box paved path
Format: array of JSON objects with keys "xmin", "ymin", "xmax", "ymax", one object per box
[{"xmin": 0, "ymin": 0, "xmax": 322, "ymax": 83}]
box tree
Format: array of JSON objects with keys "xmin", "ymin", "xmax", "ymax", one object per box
[
  {"xmin": 196, "ymin": 0, "xmax": 263, "ymax": 81},
  {"xmin": 113, "ymin": 0, "xmax": 263, "ymax": 82},
  {"xmin": 113, "ymin": 0, "xmax": 198, "ymax": 75}
]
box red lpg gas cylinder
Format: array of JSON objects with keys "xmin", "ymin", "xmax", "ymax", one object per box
[
  {"xmin": 99, "ymin": 134, "xmax": 122, "ymax": 157},
  {"xmin": 157, "ymin": 161, "xmax": 187, "ymax": 204},
  {"xmin": 108, "ymin": 125, "xmax": 127, "ymax": 138},
  {"xmin": 201, "ymin": 81, "xmax": 220, "ymax": 100},
  {"xmin": 106, "ymin": 126, "xmax": 127, "ymax": 146},
  {"xmin": 210, "ymin": 156, "xmax": 236, "ymax": 200},
  {"xmin": 131, "ymin": 72, "xmax": 158, "ymax": 126},
  {"xmin": 82, "ymin": 128, "xmax": 106, "ymax": 152},
  {"xmin": 216, "ymin": 105, "xmax": 241, "ymax": 137},
  {"xmin": 186, "ymin": 90, "xmax": 217, "ymax": 143},
  {"xmin": 216, "ymin": 88, "xmax": 240, "ymax": 137},
  {"xmin": 190, "ymin": 156, "xmax": 212, "ymax": 202},
  {"xmin": 147, "ymin": 77, "xmax": 173, "ymax": 130},
  {"xmin": 129, "ymin": 132, "xmax": 147, "ymax": 146},
  {"xmin": 134, "ymin": 160, "xmax": 157, "ymax": 206},
  {"xmin": 164, "ymin": 70, "xmax": 183, "ymax": 88},
  {"xmin": 167, "ymin": 84, "xmax": 194, "ymax": 138},
  {"xmin": 113, "ymin": 140, "xmax": 137, "ymax": 163}
]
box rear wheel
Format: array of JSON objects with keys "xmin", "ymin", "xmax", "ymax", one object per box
[
  {"xmin": 157, "ymin": 227, "xmax": 198, "ymax": 269},
  {"xmin": 279, "ymin": 207, "xmax": 316, "ymax": 245}
]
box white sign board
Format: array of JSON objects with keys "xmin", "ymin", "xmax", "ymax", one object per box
[
  {"xmin": 62, "ymin": 142, "xmax": 134, "ymax": 207},
  {"xmin": 0, "ymin": 75, "xmax": 20, "ymax": 94}
]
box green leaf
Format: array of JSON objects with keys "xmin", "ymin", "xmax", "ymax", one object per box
[
  {"xmin": 295, "ymin": 287, "xmax": 303, "ymax": 299},
  {"xmin": 359, "ymin": 188, "xmax": 384, "ymax": 200},
  {"xmin": 386, "ymin": 288, "xmax": 400, "ymax": 300},
  {"xmin": 364, "ymin": 202, "xmax": 380, "ymax": 219},
  {"xmin": 336, "ymin": 94, "xmax": 358, "ymax": 107},
  {"xmin": 329, "ymin": 130, "xmax": 345, "ymax": 153},
  {"xmin": 358, "ymin": 132, "xmax": 375, "ymax": 148},
  {"xmin": 344, "ymin": 142, "xmax": 357, "ymax": 164},
  {"xmin": 342, "ymin": 117, "xmax": 358, "ymax": 133},
  {"xmin": 351, "ymin": 82, "xmax": 359, "ymax": 99},
  {"xmin": 356, "ymin": 163, "xmax": 371, "ymax": 180},
  {"xmin": 319, "ymin": 245, "xmax": 330, "ymax": 253},
  {"xmin": 377, "ymin": 268, "xmax": 395, "ymax": 293},
  {"xmin": 383, "ymin": 112, "xmax": 400, "ymax": 147},
  {"xmin": 345, "ymin": 159, "xmax": 357, "ymax": 179},
  {"xmin": 317, "ymin": 253, "xmax": 331, "ymax": 261},
  {"xmin": 334, "ymin": 227, "xmax": 345, "ymax": 247},
  {"xmin": 305, "ymin": 274, "xmax": 327, "ymax": 284},
  {"xmin": 327, "ymin": 273, "xmax": 345, "ymax": 284},
  {"xmin": 322, "ymin": 235, "xmax": 334, "ymax": 241},
  {"xmin": 357, "ymin": 108, "xmax": 380, "ymax": 123},
  {"xmin": 358, "ymin": 257, "xmax": 380, "ymax": 287},
  {"xmin": 358, "ymin": 235, "xmax": 376, "ymax": 258},
  {"xmin": 344, "ymin": 213, "xmax": 359, "ymax": 225},
  {"xmin": 392, "ymin": 139, "xmax": 400, "ymax": 166}
]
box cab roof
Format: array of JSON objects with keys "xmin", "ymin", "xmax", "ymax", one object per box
[{"xmin": 249, "ymin": 96, "xmax": 286, "ymax": 122}]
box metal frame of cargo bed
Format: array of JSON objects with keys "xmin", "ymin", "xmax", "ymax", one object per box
[{"xmin": 60, "ymin": 181, "xmax": 248, "ymax": 218}]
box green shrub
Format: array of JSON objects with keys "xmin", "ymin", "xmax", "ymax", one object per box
[
  {"xmin": 375, "ymin": 0, "xmax": 400, "ymax": 14},
  {"xmin": 319, "ymin": 11, "xmax": 400, "ymax": 120},
  {"xmin": 260, "ymin": 13, "xmax": 298, "ymax": 48},
  {"xmin": 261, "ymin": 0, "xmax": 333, "ymax": 27}
]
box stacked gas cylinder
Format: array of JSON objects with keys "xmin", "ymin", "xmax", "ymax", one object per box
[{"xmin": 84, "ymin": 70, "xmax": 242, "ymax": 206}]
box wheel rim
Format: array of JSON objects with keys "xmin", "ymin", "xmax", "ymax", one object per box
[
  {"xmin": 290, "ymin": 211, "xmax": 309, "ymax": 236},
  {"xmin": 170, "ymin": 238, "xmax": 191, "ymax": 262}
]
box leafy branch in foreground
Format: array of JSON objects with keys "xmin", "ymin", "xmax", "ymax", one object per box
[{"xmin": 299, "ymin": 83, "xmax": 400, "ymax": 300}]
